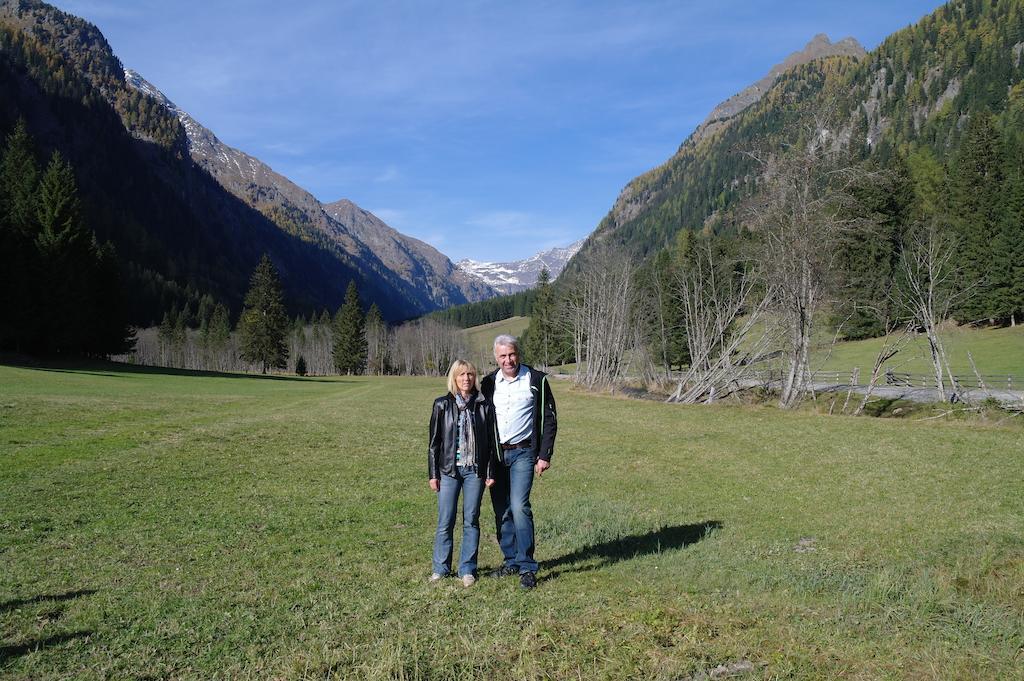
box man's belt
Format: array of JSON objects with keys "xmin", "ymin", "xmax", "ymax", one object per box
[{"xmin": 500, "ymin": 439, "xmax": 531, "ymax": 450}]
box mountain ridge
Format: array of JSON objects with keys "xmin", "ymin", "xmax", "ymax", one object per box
[
  {"xmin": 123, "ymin": 68, "xmax": 494, "ymax": 313},
  {"xmin": 456, "ymin": 239, "xmax": 584, "ymax": 294},
  {"xmin": 600, "ymin": 33, "xmax": 867, "ymax": 237}
]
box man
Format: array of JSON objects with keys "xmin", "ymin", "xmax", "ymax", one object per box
[{"xmin": 480, "ymin": 334, "xmax": 557, "ymax": 589}]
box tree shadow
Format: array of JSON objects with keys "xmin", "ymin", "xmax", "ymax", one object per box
[
  {"xmin": 0, "ymin": 589, "xmax": 97, "ymax": 613},
  {"xmin": 3, "ymin": 357, "xmax": 341, "ymax": 383},
  {"xmin": 543, "ymin": 520, "xmax": 722, "ymax": 581},
  {"xmin": 0, "ymin": 631, "xmax": 93, "ymax": 665}
]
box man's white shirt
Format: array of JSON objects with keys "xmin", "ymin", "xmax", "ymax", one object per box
[{"xmin": 493, "ymin": 365, "xmax": 533, "ymax": 445}]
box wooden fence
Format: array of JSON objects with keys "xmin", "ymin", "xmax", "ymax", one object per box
[{"xmin": 746, "ymin": 368, "xmax": 1020, "ymax": 391}]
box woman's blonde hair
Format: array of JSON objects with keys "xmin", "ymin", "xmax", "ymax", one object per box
[{"xmin": 446, "ymin": 359, "xmax": 479, "ymax": 396}]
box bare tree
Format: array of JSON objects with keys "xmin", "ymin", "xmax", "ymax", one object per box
[
  {"xmin": 745, "ymin": 124, "xmax": 876, "ymax": 408},
  {"xmin": 387, "ymin": 318, "xmax": 465, "ymax": 376},
  {"xmin": 851, "ymin": 319, "xmax": 915, "ymax": 415},
  {"xmin": 365, "ymin": 307, "xmax": 391, "ymax": 376},
  {"xmin": 390, "ymin": 322, "xmax": 419, "ymax": 375},
  {"xmin": 667, "ymin": 238, "xmax": 779, "ymax": 403},
  {"xmin": 562, "ymin": 246, "xmax": 641, "ymax": 389},
  {"xmin": 893, "ymin": 222, "xmax": 969, "ymax": 402}
]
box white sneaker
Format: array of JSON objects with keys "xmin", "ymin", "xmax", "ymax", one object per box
[
  {"xmin": 462, "ymin": 574, "xmax": 476, "ymax": 587},
  {"xmin": 429, "ymin": 573, "xmax": 443, "ymax": 583}
]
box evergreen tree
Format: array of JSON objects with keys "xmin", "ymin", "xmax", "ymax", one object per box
[
  {"xmin": 660, "ymin": 231, "xmax": 693, "ymax": 368},
  {"xmin": 523, "ymin": 267, "xmax": 556, "ymax": 367},
  {"xmin": 333, "ymin": 281, "xmax": 367, "ymax": 375},
  {"xmin": 0, "ymin": 120, "xmax": 41, "ymax": 350},
  {"xmin": 0, "ymin": 120, "xmax": 41, "ymax": 236},
  {"xmin": 833, "ymin": 157, "xmax": 914, "ymax": 339},
  {"xmin": 949, "ymin": 110, "xmax": 1006, "ymax": 323},
  {"xmin": 1000, "ymin": 140, "xmax": 1024, "ymax": 325},
  {"xmin": 295, "ymin": 355, "xmax": 308, "ymax": 376},
  {"xmin": 35, "ymin": 151, "xmax": 97, "ymax": 353},
  {"xmin": 203, "ymin": 303, "xmax": 232, "ymax": 369},
  {"xmin": 84, "ymin": 238, "xmax": 135, "ymax": 356},
  {"xmin": 238, "ymin": 254, "xmax": 289, "ymax": 373}
]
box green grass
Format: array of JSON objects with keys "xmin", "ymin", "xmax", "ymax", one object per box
[
  {"xmin": 814, "ymin": 325, "xmax": 1024, "ymax": 381},
  {"xmin": 1, "ymin": 362, "xmax": 1022, "ymax": 679}
]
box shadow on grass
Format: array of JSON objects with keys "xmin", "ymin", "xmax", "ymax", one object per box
[
  {"xmin": 0, "ymin": 590, "xmax": 96, "ymax": 666},
  {"xmin": 0, "ymin": 589, "xmax": 97, "ymax": 613},
  {"xmin": 0, "ymin": 631, "xmax": 93, "ymax": 665},
  {"xmin": 543, "ymin": 520, "xmax": 722, "ymax": 580},
  {"xmin": 1, "ymin": 356, "xmax": 341, "ymax": 383}
]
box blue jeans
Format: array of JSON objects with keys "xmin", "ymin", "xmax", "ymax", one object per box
[
  {"xmin": 490, "ymin": 447, "xmax": 538, "ymax": 574},
  {"xmin": 432, "ymin": 465, "xmax": 485, "ymax": 577}
]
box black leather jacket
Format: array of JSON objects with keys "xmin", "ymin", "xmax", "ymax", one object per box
[{"xmin": 427, "ymin": 392, "xmax": 498, "ymax": 480}]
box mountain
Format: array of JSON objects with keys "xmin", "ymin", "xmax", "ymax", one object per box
[
  {"xmin": 124, "ymin": 70, "xmax": 493, "ymax": 313},
  {"xmin": 323, "ymin": 199, "xmax": 494, "ymax": 306},
  {"xmin": 575, "ymin": 34, "xmax": 867, "ymax": 262},
  {"xmin": 566, "ymin": 1, "xmax": 1024, "ymax": 279},
  {"xmin": 688, "ymin": 34, "xmax": 866, "ymax": 148},
  {"xmin": 0, "ymin": 0, "xmax": 485, "ymax": 323},
  {"xmin": 456, "ymin": 239, "xmax": 584, "ymax": 294}
]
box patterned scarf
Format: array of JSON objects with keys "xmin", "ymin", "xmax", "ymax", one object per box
[{"xmin": 454, "ymin": 392, "xmax": 477, "ymax": 469}]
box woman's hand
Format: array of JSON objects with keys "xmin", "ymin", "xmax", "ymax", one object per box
[
  {"xmin": 429, "ymin": 478, "xmax": 440, "ymax": 492},
  {"xmin": 485, "ymin": 478, "xmax": 495, "ymax": 488}
]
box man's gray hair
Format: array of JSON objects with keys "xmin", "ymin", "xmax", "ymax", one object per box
[{"xmin": 493, "ymin": 334, "xmax": 520, "ymax": 353}]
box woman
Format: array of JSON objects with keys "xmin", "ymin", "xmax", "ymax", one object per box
[{"xmin": 428, "ymin": 359, "xmax": 497, "ymax": 586}]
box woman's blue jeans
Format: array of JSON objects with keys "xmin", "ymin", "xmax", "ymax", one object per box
[{"xmin": 432, "ymin": 465, "xmax": 485, "ymax": 577}]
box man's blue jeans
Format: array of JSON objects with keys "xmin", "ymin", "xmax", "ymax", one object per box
[
  {"xmin": 491, "ymin": 447, "xmax": 538, "ymax": 574},
  {"xmin": 432, "ymin": 465, "xmax": 485, "ymax": 577}
]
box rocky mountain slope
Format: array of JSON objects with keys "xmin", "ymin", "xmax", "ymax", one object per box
[
  {"xmin": 124, "ymin": 69, "xmax": 494, "ymax": 312},
  {"xmin": 0, "ymin": 0, "xmax": 491, "ymax": 321},
  {"xmin": 595, "ymin": 33, "xmax": 866, "ymax": 245},
  {"xmin": 456, "ymin": 239, "xmax": 584, "ymax": 294},
  {"xmin": 323, "ymin": 199, "xmax": 493, "ymax": 306},
  {"xmin": 566, "ymin": 1, "xmax": 1024, "ymax": 281},
  {"xmin": 688, "ymin": 34, "xmax": 866, "ymax": 148}
]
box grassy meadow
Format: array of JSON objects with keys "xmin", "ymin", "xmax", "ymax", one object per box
[
  {"xmin": 814, "ymin": 325, "xmax": 1024, "ymax": 381},
  {"xmin": 1, "ymin": 362, "xmax": 1022, "ymax": 679}
]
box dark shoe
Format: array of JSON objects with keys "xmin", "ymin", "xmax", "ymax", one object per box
[
  {"xmin": 519, "ymin": 571, "xmax": 537, "ymax": 589},
  {"xmin": 488, "ymin": 565, "xmax": 517, "ymax": 578}
]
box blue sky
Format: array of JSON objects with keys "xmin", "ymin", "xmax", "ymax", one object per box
[{"xmin": 55, "ymin": 1, "xmax": 943, "ymax": 262}]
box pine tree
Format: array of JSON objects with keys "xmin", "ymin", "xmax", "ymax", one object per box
[
  {"xmin": 204, "ymin": 303, "xmax": 233, "ymax": 370},
  {"xmin": 295, "ymin": 355, "xmax": 307, "ymax": 376},
  {"xmin": 0, "ymin": 120, "xmax": 41, "ymax": 351},
  {"xmin": 333, "ymin": 281, "xmax": 367, "ymax": 375},
  {"xmin": 833, "ymin": 157, "xmax": 914, "ymax": 339},
  {"xmin": 84, "ymin": 238, "xmax": 135, "ymax": 356},
  {"xmin": 1000, "ymin": 140, "xmax": 1024, "ymax": 325},
  {"xmin": 0, "ymin": 120, "xmax": 41, "ymax": 236},
  {"xmin": 238, "ymin": 254, "xmax": 289, "ymax": 373},
  {"xmin": 35, "ymin": 151, "xmax": 97, "ymax": 353},
  {"xmin": 949, "ymin": 110, "xmax": 1005, "ymax": 323},
  {"xmin": 524, "ymin": 267, "xmax": 556, "ymax": 367}
]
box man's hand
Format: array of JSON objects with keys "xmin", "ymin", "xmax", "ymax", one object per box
[
  {"xmin": 485, "ymin": 478, "xmax": 495, "ymax": 488},
  {"xmin": 535, "ymin": 459, "xmax": 550, "ymax": 476},
  {"xmin": 429, "ymin": 478, "xmax": 440, "ymax": 492}
]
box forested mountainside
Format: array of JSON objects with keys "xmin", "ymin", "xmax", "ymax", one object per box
[
  {"xmin": 0, "ymin": 0, "xmax": 485, "ymax": 327},
  {"xmin": 322, "ymin": 199, "xmax": 494, "ymax": 307},
  {"xmin": 566, "ymin": 0, "xmax": 1024, "ymax": 293},
  {"xmin": 124, "ymin": 70, "xmax": 493, "ymax": 312}
]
